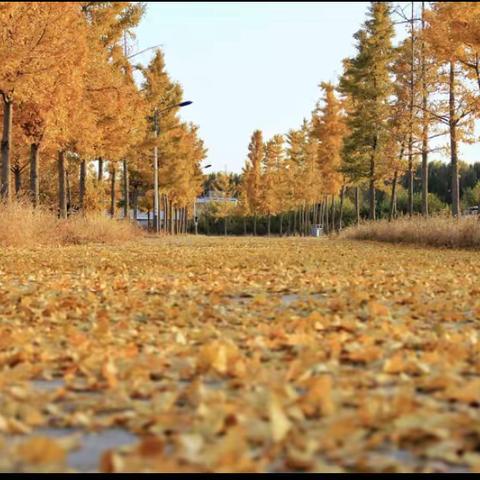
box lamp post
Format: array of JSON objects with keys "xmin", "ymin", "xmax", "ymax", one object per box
[
  {"xmin": 193, "ymin": 164, "xmax": 212, "ymax": 235},
  {"xmin": 152, "ymin": 100, "xmax": 193, "ymax": 233}
]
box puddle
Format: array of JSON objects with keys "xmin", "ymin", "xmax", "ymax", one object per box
[
  {"xmin": 30, "ymin": 379, "xmax": 65, "ymax": 392},
  {"xmin": 227, "ymin": 292, "xmax": 327, "ymax": 306},
  {"xmin": 280, "ymin": 293, "xmax": 327, "ymax": 305},
  {"xmin": 35, "ymin": 427, "xmax": 138, "ymax": 472}
]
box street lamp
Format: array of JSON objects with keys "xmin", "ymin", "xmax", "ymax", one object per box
[
  {"xmin": 126, "ymin": 44, "xmax": 163, "ymax": 60},
  {"xmin": 152, "ymin": 100, "xmax": 193, "ymax": 233},
  {"xmin": 193, "ymin": 164, "xmax": 212, "ymax": 235}
]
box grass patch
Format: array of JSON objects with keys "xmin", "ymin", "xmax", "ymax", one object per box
[
  {"xmin": 0, "ymin": 200, "xmax": 141, "ymax": 247},
  {"xmin": 342, "ymin": 215, "xmax": 480, "ymax": 249}
]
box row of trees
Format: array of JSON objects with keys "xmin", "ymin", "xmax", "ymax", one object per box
[
  {"xmin": 232, "ymin": 2, "xmax": 480, "ymax": 234},
  {"xmin": 198, "ymin": 161, "xmax": 480, "ymax": 236},
  {"xmin": 0, "ymin": 2, "xmax": 206, "ymax": 232}
]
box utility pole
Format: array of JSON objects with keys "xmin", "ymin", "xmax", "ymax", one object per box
[
  {"xmin": 153, "ymin": 109, "xmax": 160, "ymax": 233},
  {"xmin": 150, "ymin": 100, "xmax": 193, "ymax": 234},
  {"xmin": 123, "ymin": 31, "xmax": 130, "ymax": 220},
  {"xmin": 194, "ymin": 164, "xmax": 211, "ymax": 235}
]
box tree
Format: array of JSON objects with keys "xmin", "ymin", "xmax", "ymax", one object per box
[
  {"xmin": 0, "ymin": 3, "xmax": 89, "ymax": 202},
  {"xmin": 244, "ymin": 130, "xmax": 263, "ymax": 235},
  {"xmin": 260, "ymin": 135, "xmax": 284, "ymax": 235},
  {"xmin": 339, "ymin": 2, "xmax": 395, "ymax": 220},
  {"xmin": 424, "ymin": 3, "xmax": 478, "ymax": 216},
  {"xmin": 311, "ymin": 82, "xmax": 346, "ymax": 230},
  {"xmin": 211, "ymin": 172, "xmax": 237, "ymax": 236}
]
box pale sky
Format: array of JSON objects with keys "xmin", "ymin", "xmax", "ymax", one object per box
[{"xmin": 133, "ymin": 2, "xmax": 479, "ymax": 173}]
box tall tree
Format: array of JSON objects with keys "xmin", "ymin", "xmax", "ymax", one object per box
[
  {"xmin": 244, "ymin": 130, "xmax": 264, "ymax": 235},
  {"xmin": 312, "ymin": 82, "xmax": 346, "ymax": 229},
  {"xmin": 424, "ymin": 2, "xmax": 478, "ymax": 216},
  {"xmin": 339, "ymin": 2, "xmax": 395, "ymax": 220},
  {"xmin": 0, "ymin": 3, "xmax": 89, "ymax": 202},
  {"xmin": 260, "ymin": 135, "xmax": 284, "ymax": 235}
]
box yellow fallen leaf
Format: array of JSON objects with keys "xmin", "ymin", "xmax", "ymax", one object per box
[
  {"xmin": 269, "ymin": 394, "xmax": 291, "ymax": 442},
  {"xmin": 300, "ymin": 375, "xmax": 335, "ymax": 417},
  {"xmin": 16, "ymin": 436, "xmax": 65, "ymax": 465}
]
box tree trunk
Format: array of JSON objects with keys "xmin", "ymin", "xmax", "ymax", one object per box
[
  {"xmin": 279, "ymin": 214, "xmax": 283, "ymax": 236},
  {"xmin": 325, "ymin": 197, "xmax": 330, "ymax": 233},
  {"xmin": 30, "ymin": 143, "xmax": 40, "ymax": 206},
  {"xmin": 243, "ymin": 217, "xmax": 247, "ymax": 235},
  {"xmin": 369, "ymin": 153, "xmax": 376, "ymax": 221},
  {"xmin": 165, "ymin": 196, "xmax": 169, "ymax": 233},
  {"xmin": 98, "ymin": 158, "xmax": 104, "ymax": 182},
  {"xmin": 300, "ymin": 205, "xmax": 304, "ymax": 236},
  {"xmin": 1, "ymin": 97, "xmax": 13, "ymax": 201},
  {"xmin": 147, "ymin": 210, "xmax": 150, "ymax": 230},
  {"xmin": 305, "ymin": 205, "xmax": 312, "ymax": 236},
  {"xmin": 421, "ymin": 1, "xmax": 429, "ymax": 217},
  {"xmin": 58, "ymin": 151, "xmax": 67, "ymax": 219},
  {"xmin": 110, "ymin": 166, "xmax": 116, "ymax": 218},
  {"xmin": 123, "ymin": 158, "xmax": 129, "ymax": 219},
  {"xmin": 267, "ymin": 214, "xmax": 271, "ymax": 236},
  {"xmin": 13, "ymin": 166, "xmax": 21, "ymax": 196},
  {"xmin": 449, "ymin": 61, "xmax": 460, "ymax": 217},
  {"xmin": 169, "ymin": 202, "xmax": 174, "ymax": 235},
  {"xmin": 293, "ymin": 210, "xmax": 297, "ymax": 235},
  {"xmin": 133, "ymin": 187, "xmax": 138, "ymax": 220},
  {"xmin": 79, "ymin": 159, "xmax": 86, "ymax": 213},
  {"xmin": 66, "ymin": 170, "xmax": 72, "ymax": 214},
  {"xmin": 331, "ymin": 196, "xmax": 336, "ymax": 232},
  {"xmin": 408, "ymin": 0, "xmax": 415, "ymax": 218},
  {"xmin": 338, "ymin": 185, "xmax": 346, "ymax": 231},
  {"xmin": 408, "ymin": 137, "xmax": 414, "ymax": 217},
  {"xmin": 164, "ymin": 196, "xmax": 168, "ymax": 233},
  {"xmin": 253, "ymin": 215, "xmax": 257, "ymax": 236},
  {"xmin": 389, "ymin": 170, "xmax": 398, "ymax": 222},
  {"xmin": 355, "ymin": 187, "xmax": 360, "ymax": 225},
  {"xmin": 224, "ymin": 216, "xmax": 228, "ymax": 236}
]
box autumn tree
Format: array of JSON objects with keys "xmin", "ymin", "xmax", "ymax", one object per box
[
  {"xmin": 311, "ymin": 82, "xmax": 346, "ymax": 229},
  {"xmin": 211, "ymin": 172, "xmax": 237, "ymax": 236},
  {"xmin": 339, "ymin": 3, "xmax": 395, "ymax": 220},
  {"xmin": 244, "ymin": 130, "xmax": 264, "ymax": 235},
  {"xmin": 424, "ymin": 2, "xmax": 479, "ymax": 216},
  {"xmin": 0, "ymin": 3, "xmax": 89, "ymax": 203},
  {"xmin": 260, "ymin": 135, "xmax": 284, "ymax": 235}
]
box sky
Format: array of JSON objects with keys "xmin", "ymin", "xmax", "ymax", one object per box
[{"xmin": 133, "ymin": 2, "xmax": 478, "ymax": 173}]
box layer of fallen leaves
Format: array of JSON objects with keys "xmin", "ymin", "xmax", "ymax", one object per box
[{"xmin": 0, "ymin": 237, "xmax": 480, "ymax": 472}]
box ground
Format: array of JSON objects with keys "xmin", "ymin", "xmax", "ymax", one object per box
[{"xmin": 0, "ymin": 236, "xmax": 479, "ymax": 473}]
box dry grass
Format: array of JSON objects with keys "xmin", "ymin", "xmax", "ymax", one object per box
[
  {"xmin": 0, "ymin": 201, "xmax": 140, "ymax": 247},
  {"xmin": 342, "ymin": 215, "xmax": 480, "ymax": 249}
]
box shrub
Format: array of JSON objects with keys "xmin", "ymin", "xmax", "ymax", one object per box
[
  {"xmin": 342, "ymin": 215, "xmax": 480, "ymax": 249},
  {"xmin": 0, "ymin": 201, "xmax": 140, "ymax": 247}
]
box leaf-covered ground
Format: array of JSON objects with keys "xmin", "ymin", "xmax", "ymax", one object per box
[{"xmin": 0, "ymin": 237, "xmax": 479, "ymax": 473}]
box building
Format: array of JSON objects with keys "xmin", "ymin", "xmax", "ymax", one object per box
[{"xmin": 194, "ymin": 190, "xmax": 238, "ymax": 215}]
